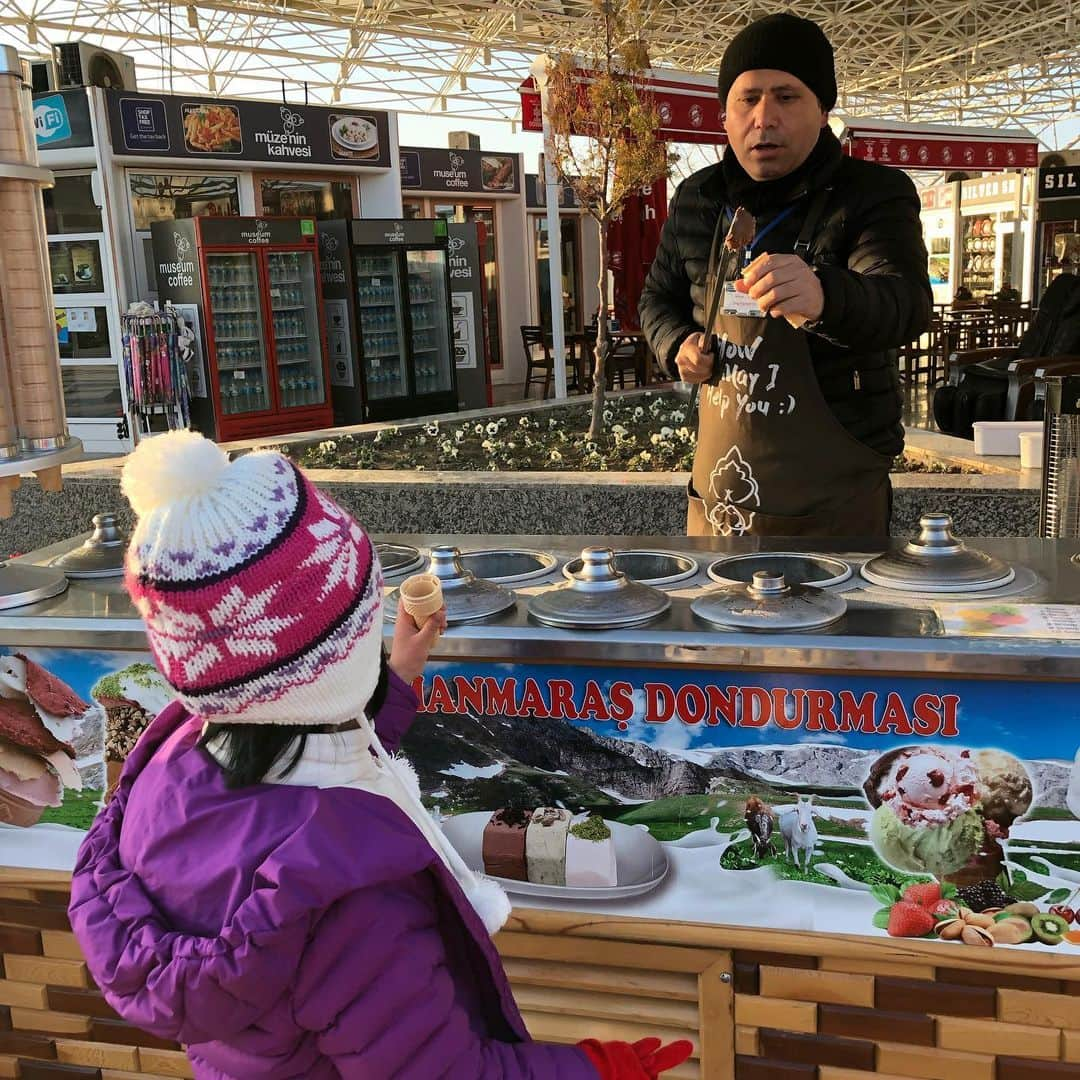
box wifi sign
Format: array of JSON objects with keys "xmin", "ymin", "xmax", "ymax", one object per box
[{"xmin": 33, "ymin": 96, "xmax": 72, "ymax": 144}]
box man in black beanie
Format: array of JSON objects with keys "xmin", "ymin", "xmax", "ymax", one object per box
[{"xmin": 639, "ymin": 13, "xmax": 931, "ymax": 539}]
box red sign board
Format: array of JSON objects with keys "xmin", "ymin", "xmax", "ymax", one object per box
[
  {"xmin": 607, "ymin": 178, "xmax": 668, "ymax": 331},
  {"xmin": 520, "ymin": 73, "xmax": 726, "ymax": 146},
  {"xmin": 843, "ymin": 133, "xmax": 1038, "ymax": 172}
]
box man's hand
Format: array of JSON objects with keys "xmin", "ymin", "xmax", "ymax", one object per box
[
  {"xmin": 674, "ymin": 332, "xmax": 714, "ymax": 384},
  {"xmin": 735, "ymin": 252, "xmax": 824, "ymax": 328},
  {"xmin": 389, "ymin": 597, "xmax": 447, "ymax": 685}
]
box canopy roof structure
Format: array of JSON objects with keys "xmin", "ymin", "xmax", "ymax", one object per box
[{"xmin": 2, "ymin": 0, "xmax": 1078, "ymax": 148}]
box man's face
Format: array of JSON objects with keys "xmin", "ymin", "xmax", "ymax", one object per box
[{"xmin": 724, "ymin": 69, "xmax": 828, "ymax": 180}]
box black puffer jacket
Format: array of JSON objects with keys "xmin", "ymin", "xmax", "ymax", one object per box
[{"xmin": 639, "ymin": 142, "xmax": 932, "ymax": 457}]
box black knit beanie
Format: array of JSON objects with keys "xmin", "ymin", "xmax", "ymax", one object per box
[{"xmin": 717, "ymin": 13, "xmax": 837, "ymax": 111}]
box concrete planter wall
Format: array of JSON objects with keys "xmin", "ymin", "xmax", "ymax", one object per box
[{"xmin": 0, "ymin": 463, "xmax": 1039, "ymax": 559}]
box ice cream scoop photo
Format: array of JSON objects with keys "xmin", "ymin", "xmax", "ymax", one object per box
[{"xmin": 864, "ymin": 745, "xmax": 984, "ymax": 878}]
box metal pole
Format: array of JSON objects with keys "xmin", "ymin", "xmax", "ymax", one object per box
[{"xmin": 531, "ymin": 56, "xmax": 568, "ymax": 399}]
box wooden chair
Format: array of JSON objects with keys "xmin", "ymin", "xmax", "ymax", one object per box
[{"xmin": 521, "ymin": 325, "xmax": 554, "ymax": 399}]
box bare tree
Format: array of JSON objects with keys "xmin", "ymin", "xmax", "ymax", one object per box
[{"xmin": 544, "ymin": 0, "xmax": 676, "ymax": 440}]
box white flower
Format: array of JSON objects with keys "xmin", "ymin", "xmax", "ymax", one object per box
[
  {"xmin": 449, "ymin": 448, "xmax": 458, "ymax": 458},
  {"xmin": 603, "ymin": 409, "xmax": 613, "ymax": 422},
  {"xmin": 639, "ymin": 451, "xmax": 652, "ymax": 463},
  {"xmin": 417, "ymin": 435, "xmax": 427, "ymax": 445},
  {"xmin": 519, "ymin": 416, "xmax": 531, "ymax": 428},
  {"xmin": 481, "ymin": 439, "xmax": 495, "ymax": 452},
  {"xmin": 373, "ymin": 431, "xmax": 383, "ymax": 444},
  {"xmin": 474, "ymin": 423, "xmax": 484, "ymax": 435},
  {"xmin": 661, "ymin": 426, "xmax": 674, "ymax": 438},
  {"xmin": 303, "ymin": 493, "xmax": 369, "ymax": 598},
  {"xmin": 440, "ymin": 440, "xmax": 453, "ymax": 454},
  {"xmin": 416, "ymin": 464, "xmax": 426, "ymax": 471},
  {"xmin": 318, "ymin": 439, "xmax": 338, "ymax": 453},
  {"xmin": 672, "ymin": 410, "xmax": 686, "ymax": 422},
  {"xmin": 633, "ymin": 407, "xmax": 645, "ymax": 419},
  {"xmin": 650, "ymin": 433, "xmax": 662, "ymax": 446},
  {"xmin": 424, "ymin": 422, "xmax": 440, "ymax": 437},
  {"xmin": 454, "ymin": 428, "xmax": 465, "ymax": 442},
  {"xmin": 548, "ymin": 418, "xmax": 558, "ymax": 429},
  {"xmin": 611, "ymin": 424, "xmax": 627, "ymax": 439},
  {"xmin": 486, "ymin": 421, "xmax": 499, "ymax": 436},
  {"xmin": 498, "ymin": 417, "xmax": 509, "ymax": 428},
  {"xmin": 389, "ymin": 426, "xmax": 400, "ymax": 437},
  {"xmin": 549, "ymin": 449, "xmax": 563, "ymax": 463}
]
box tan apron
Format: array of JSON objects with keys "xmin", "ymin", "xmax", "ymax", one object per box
[{"xmin": 687, "ymin": 192, "xmax": 894, "ymax": 539}]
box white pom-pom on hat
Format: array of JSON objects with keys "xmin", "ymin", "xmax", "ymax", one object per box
[{"xmin": 121, "ymin": 430, "xmax": 230, "ymax": 519}]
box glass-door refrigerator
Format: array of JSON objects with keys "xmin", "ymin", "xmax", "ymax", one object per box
[
  {"xmin": 151, "ymin": 216, "xmax": 332, "ymax": 441},
  {"xmin": 347, "ymin": 219, "xmax": 457, "ymax": 421}
]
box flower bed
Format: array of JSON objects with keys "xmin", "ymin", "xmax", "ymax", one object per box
[{"xmin": 295, "ymin": 391, "xmax": 979, "ymax": 475}]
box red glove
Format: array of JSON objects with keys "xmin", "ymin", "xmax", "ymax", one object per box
[{"xmin": 578, "ymin": 1037, "xmax": 694, "ymax": 1079}]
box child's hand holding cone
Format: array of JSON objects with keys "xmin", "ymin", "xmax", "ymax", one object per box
[{"xmin": 389, "ymin": 577, "xmax": 447, "ymax": 686}]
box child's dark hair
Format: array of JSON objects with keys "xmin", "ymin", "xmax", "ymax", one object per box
[{"xmin": 199, "ymin": 648, "xmax": 391, "ymax": 789}]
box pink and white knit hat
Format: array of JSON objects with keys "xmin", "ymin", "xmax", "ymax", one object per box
[{"xmin": 121, "ymin": 430, "xmax": 383, "ymax": 725}]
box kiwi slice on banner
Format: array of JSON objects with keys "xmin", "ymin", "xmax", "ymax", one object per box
[{"xmin": 1031, "ymin": 913, "xmax": 1069, "ymax": 945}]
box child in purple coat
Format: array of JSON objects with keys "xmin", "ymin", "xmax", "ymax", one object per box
[{"xmin": 69, "ymin": 431, "xmax": 690, "ymax": 1080}]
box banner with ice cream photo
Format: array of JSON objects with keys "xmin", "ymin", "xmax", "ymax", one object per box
[
  {"xmin": 407, "ymin": 661, "xmax": 1080, "ymax": 956},
  {"xmin": 3, "ymin": 648, "xmax": 1080, "ymax": 957}
]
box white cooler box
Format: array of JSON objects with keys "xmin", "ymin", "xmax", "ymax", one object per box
[{"xmin": 972, "ymin": 420, "xmax": 1043, "ymax": 456}]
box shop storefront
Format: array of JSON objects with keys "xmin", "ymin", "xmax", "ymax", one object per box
[
  {"xmin": 524, "ymin": 173, "xmax": 598, "ymax": 337},
  {"xmin": 958, "ymin": 172, "xmax": 1035, "ymax": 301},
  {"xmin": 400, "ymin": 146, "xmax": 528, "ymax": 394},
  {"xmin": 1036, "ymin": 161, "xmax": 1080, "ymax": 300},
  {"xmin": 33, "ymin": 88, "xmax": 131, "ymax": 454}
]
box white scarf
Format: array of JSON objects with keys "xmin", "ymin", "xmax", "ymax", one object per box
[{"xmin": 203, "ymin": 719, "xmax": 510, "ymax": 935}]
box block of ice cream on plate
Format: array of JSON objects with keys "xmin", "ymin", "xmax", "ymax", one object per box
[
  {"xmin": 482, "ymin": 808, "xmax": 530, "ymax": 881},
  {"xmin": 565, "ymin": 815, "xmax": 618, "ymax": 888},
  {"xmin": 525, "ymin": 807, "xmax": 571, "ymax": 885},
  {"xmin": 0, "ymin": 696, "xmax": 82, "ymax": 827},
  {"xmin": 92, "ymin": 662, "xmax": 172, "ymax": 765},
  {"xmin": 864, "ymin": 746, "xmax": 984, "ymax": 877}
]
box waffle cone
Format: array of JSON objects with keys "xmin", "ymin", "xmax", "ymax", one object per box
[
  {"xmin": 0, "ymin": 787, "xmax": 45, "ymax": 828},
  {"xmin": 400, "ymin": 574, "xmax": 443, "ymax": 627}
]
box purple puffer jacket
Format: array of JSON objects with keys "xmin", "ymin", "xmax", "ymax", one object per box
[{"xmin": 69, "ymin": 673, "xmax": 597, "ymax": 1079}]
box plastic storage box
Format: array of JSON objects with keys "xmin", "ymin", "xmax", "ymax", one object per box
[
  {"xmin": 972, "ymin": 420, "xmax": 1043, "ymax": 456},
  {"xmin": 1019, "ymin": 430, "xmax": 1044, "ymax": 469}
]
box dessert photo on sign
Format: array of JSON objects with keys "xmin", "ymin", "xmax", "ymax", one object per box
[{"xmin": 404, "ymin": 663, "xmax": 1080, "ymax": 945}]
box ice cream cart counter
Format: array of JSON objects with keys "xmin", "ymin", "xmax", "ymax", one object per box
[{"xmin": 0, "ymin": 529, "xmax": 1079, "ymax": 1080}]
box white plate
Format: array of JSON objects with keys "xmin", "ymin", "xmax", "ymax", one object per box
[
  {"xmin": 441, "ymin": 811, "xmax": 670, "ymax": 900},
  {"xmin": 332, "ymin": 116, "xmax": 377, "ymax": 152}
]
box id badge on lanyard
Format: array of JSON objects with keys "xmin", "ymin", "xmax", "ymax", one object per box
[{"xmin": 720, "ymin": 278, "xmax": 762, "ymax": 318}]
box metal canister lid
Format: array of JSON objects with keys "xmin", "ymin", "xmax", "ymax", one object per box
[
  {"xmin": 0, "ymin": 562, "xmax": 68, "ymax": 610},
  {"xmin": 391, "ymin": 544, "xmax": 515, "ymax": 623},
  {"xmin": 860, "ymin": 513, "xmax": 1014, "ymax": 593},
  {"xmin": 376, "ymin": 542, "xmax": 425, "ymax": 579},
  {"xmin": 692, "ymin": 570, "xmax": 847, "ymax": 631},
  {"xmin": 708, "ymin": 551, "xmax": 852, "ymax": 589},
  {"xmin": 50, "ymin": 514, "xmax": 128, "ymax": 579},
  {"xmin": 562, "ymin": 549, "xmax": 699, "ymax": 587},
  {"xmin": 528, "ymin": 546, "xmax": 670, "ymax": 629}
]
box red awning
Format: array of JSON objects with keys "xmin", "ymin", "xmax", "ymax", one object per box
[
  {"xmin": 835, "ymin": 118, "xmax": 1039, "ymax": 172},
  {"xmin": 522, "ymin": 67, "xmax": 1039, "ymax": 172},
  {"xmin": 520, "ymin": 69, "xmax": 727, "ymax": 146}
]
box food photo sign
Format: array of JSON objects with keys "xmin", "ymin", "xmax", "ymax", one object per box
[
  {"xmin": 4, "ymin": 648, "xmax": 1079, "ymax": 957},
  {"xmin": 104, "ymin": 90, "xmax": 392, "ymax": 169}
]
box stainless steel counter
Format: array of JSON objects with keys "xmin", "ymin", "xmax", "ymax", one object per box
[{"xmin": 5, "ymin": 532, "xmax": 1080, "ymax": 678}]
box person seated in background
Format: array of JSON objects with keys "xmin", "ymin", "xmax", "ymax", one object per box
[
  {"xmin": 996, "ymin": 280, "xmax": 1021, "ymax": 303},
  {"xmin": 953, "ymin": 284, "xmax": 974, "ymax": 302}
]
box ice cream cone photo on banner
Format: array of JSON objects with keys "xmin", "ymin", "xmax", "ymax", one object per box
[{"xmin": 0, "ymin": 45, "xmax": 84, "ymax": 608}]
